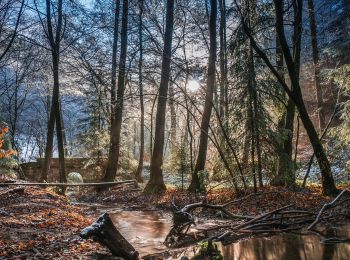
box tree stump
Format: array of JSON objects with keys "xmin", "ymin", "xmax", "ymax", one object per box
[{"xmin": 80, "ymin": 213, "xmax": 139, "ymax": 259}]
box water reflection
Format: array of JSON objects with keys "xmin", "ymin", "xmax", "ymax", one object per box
[
  {"xmin": 109, "ymin": 210, "xmax": 172, "ymax": 256},
  {"xmin": 218, "ymin": 226, "xmax": 350, "ymax": 260},
  {"xmin": 107, "ymin": 210, "xmax": 350, "ymax": 259}
]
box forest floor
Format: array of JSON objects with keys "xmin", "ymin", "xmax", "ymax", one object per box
[{"xmin": 0, "ymin": 178, "xmax": 349, "ymax": 259}]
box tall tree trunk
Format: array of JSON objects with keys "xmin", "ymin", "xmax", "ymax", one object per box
[
  {"xmin": 273, "ymin": 32, "xmax": 287, "ymax": 184},
  {"xmin": 40, "ymin": 102, "xmax": 55, "ymax": 182},
  {"xmin": 145, "ymin": 0, "xmax": 175, "ymax": 193},
  {"xmin": 274, "ymin": 0, "xmax": 303, "ymax": 186},
  {"xmin": 110, "ymin": 0, "xmax": 121, "ymax": 124},
  {"xmin": 247, "ymin": 42, "xmax": 257, "ymax": 191},
  {"xmin": 307, "ymin": 0, "xmax": 326, "ymax": 131},
  {"xmin": 188, "ymin": 0, "xmax": 217, "ymax": 192},
  {"xmin": 135, "ymin": 0, "xmax": 144, "ymax": 183},
  {"xmin": 218, "ymin": 0, "xmax": 229, "ymax": 174},
  {"xmin": 275, "ymin": 33, "xmax": 286, "ymax": 131},
  {"xmin": 273, "ymin": 0, "xmax": 337, "ymax": 195},
  {"xmin": 247, "ymin": 89, "xmax": 256, "ymax": 191},
  {"xmin": 241, "ymin": 111, "xmax": 250, "ymax": 168},
  {"xmin": 53, "ymin": 54, "xmax": 66, "ymax": 187},
  {"xmin": 274, "ymin": 98, "xmax": 295, "ymax": 185},
  {"xmin": 218, "ymin": 0, "xmax": 227, "ymax": 118},
  {"xmin": 249, "ymin": 44, "xmax": 263, "ymax": 187},
  {"xmin": 40, "ymin": 0, "xmax": 65, "ymax": 188},
  {"xmin": 186, "ymin": 101, "xmax": 194, "ymax": 172},
  {"xmin": 255, "ymin": 93, "xmax": 263, "ymax": 187},
  {"xmin": 181, "ymin": 18, "xmax": 194, "ymax": 173},
  {"xmin": 104, "ymin": 0, "xmax": 129, "ymax": 182},
  {"xmin": 149, "ymin": 93, "xmax": 157, "ymax": 157},
  {"xmin": 169, "ymin": 84, "xmax": 177, "ymax": 152},
  {"xmin": 245, "ymin": 0, "xmax": 262, "ymax": 190},
  {"xmin": 59, "ymin": 99, "xmax": 68, "ymax": 156}
]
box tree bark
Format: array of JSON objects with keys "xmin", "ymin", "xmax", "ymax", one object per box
[
  {"xmin": 110, "ymin": 0, "xmax": 121, "ymax": 125},
  {"xmin": 188, "ymin": 0, "xmax": 217, "ymax": 192},
  {"xmin": 145, "ymin": 0, "xmax": 175, "ymax": 193},
  {"xmin": 104, "ymin": 0, "xmax": 129, "ymax": 182},
  {"xmin": 135, "ymin": 0, "xmax": 144, "ymax": 183}
]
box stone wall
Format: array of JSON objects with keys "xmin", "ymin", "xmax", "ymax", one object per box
[{"xmin": 21, "ymin": 158, "xmax": 108, "ymax": 182}]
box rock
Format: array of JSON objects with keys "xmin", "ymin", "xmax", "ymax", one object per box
[
  {"xmin": 0, "ymin": 209, "xmax": 9, "ymax": 216},
  {"xmin": 67, "ymin": 172, "xmax": 84, "ymax": 183}
]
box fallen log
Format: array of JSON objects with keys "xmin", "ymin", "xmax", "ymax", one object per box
[
  {"xmin": 0, "ymin": 187, "xmax": 25, "ymax": 196},
  {"xmin": 172, "ymin": 200, "xmax": 253, "ymax": 225},
  {"xmin": 201, "ymin": 204, "xmax": 295, "ymax": 234},
  {"xmin": 308, "ymin": 190, "xmax": 347, "ymax": 230},
  {"xmin": 0, "ymin": 180, "xmax": 136, "ymax": 187},
  {"xmin": 230, "ymin": 204, "xmax": 294, "ymax": 231},
  {"xmin": 80, "ymin": 213, "xmax": 139, "ymax": 260}
]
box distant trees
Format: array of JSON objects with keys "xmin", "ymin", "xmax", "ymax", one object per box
[
  {"xmin": 0, "ymin": 0, "xmax": 348, "ymax": 195},
  {"xmin": 244, "ymin": 0, "xmax": 337, "ymax": 195},
  {"xmin": 274, "ymin": 0, "xmax": 337, "ymax": 194},
  {"xmin": 307, "ymin": 0, "xmax": 325, "ymax": 131},
  {"xmin": 218, "ymin": 0, "xmax": 227, "ymax": 119},
  {"xmin": 0, "ymin": 0, "xmax": 24, "ymax": 64}
]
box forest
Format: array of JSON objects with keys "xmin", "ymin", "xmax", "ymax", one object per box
[{"xmin": 0, "ymin": 0, "xmax": 350, "ymax": 259}]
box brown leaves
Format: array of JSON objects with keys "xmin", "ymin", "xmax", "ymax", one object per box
[
  {"xmin": 0, "ymin": 186, "xmax": 95, "ymax": 258},
  {"xmin": 18, "ymin": 240, "xmax": 35, "ymax": 250}
]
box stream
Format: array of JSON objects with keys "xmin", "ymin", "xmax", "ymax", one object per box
[
  {"xmin": 106, "ymin": 210, "xmax": 350, "ymax": 259},
  {"xmin": 217, "ymin": 229, "xmax": 350, "ymax": 260},
  {"xmin": 109, "ymin": 210, "xmax": 172, "ymax": 256}
]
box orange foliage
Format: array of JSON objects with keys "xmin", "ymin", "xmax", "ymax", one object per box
[{"xmin": 0, "ymin": 125, "xmax": 17, "ymax": 159}]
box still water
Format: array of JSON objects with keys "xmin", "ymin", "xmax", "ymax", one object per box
[
  {"xmin": 218, "ymin": 231, "xmax": 350, "ymax": 260},
  {"xmin": 109, "ymin": 210, "xmax": 350, "ymax": 259},
  {"xmin": 110, "ymin": 210, "xmax": 172, "ymax": 256}
]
